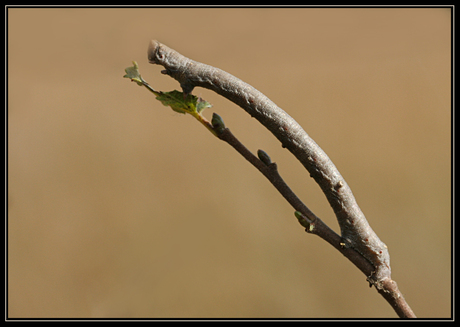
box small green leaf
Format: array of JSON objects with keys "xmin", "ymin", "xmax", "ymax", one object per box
[
  {"xmin": 124, "ymin": 61, "xmax": 213, "ymax": 116},
  {"xmin": 155, "ymin": 91, "xmax": 213, "ymax": 116},
  {"xmin": 196, "ymin": 97, "xmax": 213, "ymax": 114},
  {"xmin": 124, "ymin": 61, "xmax": 216, "ymax": 135},
  {"xmin": 123, "ymin": 61, "xmax": 146, "ymax": 86},
  {"xmin": 155, "ymin": 90, "xmax": 190, "ymax": 114}
]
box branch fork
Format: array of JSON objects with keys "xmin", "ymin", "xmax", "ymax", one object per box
[{"xmin": 125, "ymin": 40, "xmax": 415, "ymax": 318}]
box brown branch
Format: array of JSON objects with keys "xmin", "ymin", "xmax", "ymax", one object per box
[
  {"xmin": 215, "ymin": 125, "xmax": 415, "ymax": 318},
  {"xmin": 146, "ymin": 40, "xmax": 415, "ymax": 318}
]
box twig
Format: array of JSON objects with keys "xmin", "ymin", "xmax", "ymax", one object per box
[
  {"xmin": 147, "ymin": 40, "xmax": 415, "ymax": 318},
  {"xmin": 215, "ymin": 125, "xmax": 415, "ymax": 318}
]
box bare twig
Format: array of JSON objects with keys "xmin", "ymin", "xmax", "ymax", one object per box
[
  {"xmin": 214, "ymin": 124, "xmax": 415, "ymax": 318},
  {"xmin": 146, "ymin": 40, "xmax": 415, "ymax": 318}
]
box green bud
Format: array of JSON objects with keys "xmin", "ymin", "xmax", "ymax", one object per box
[
  {"xmin": 211, "ymin": 113, "xmax": 226, "ymax": 134},
  {"xmin": 257, "ymin": 149, "xmax": 272, "ymax": 166},
  {"xmin": 295, "ymin": 211, "xmax": 313, "ymax": 231}
]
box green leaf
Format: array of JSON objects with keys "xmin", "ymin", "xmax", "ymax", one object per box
[
  {"xmin": 124, "ymin": 61, "xmax": 213, "ymax": 116},
  {"xmin": 124, "ymin": 61, "xmax": 216, "ymax": 134},
  {"xmin": 196, "ymin": 97, "xmax": 213, "ymax": 114},
  {"xmin": 123, "ymin": 61, "xmax": 146, "ymax": 86},
  {"xmin": 154, "ymin": 90, "xmax": 191, "ymax": 114},
  {"xmin": 155, "ymin": 90, "xmax": 212, "ymax": 116}
]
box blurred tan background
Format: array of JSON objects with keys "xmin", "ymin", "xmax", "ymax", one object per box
[{"xmin": 8, "ymin": 8, "xmax": 451, "ymax": 318}]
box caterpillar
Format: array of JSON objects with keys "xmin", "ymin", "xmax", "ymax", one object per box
[{"xmin": 147, "ymin": 40, "xmax": 391, "ymax": 283}]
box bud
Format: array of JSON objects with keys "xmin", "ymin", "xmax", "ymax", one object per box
[
  {"xmin": 211, "ymin": 113, "xmax": 226, "ymax": 135},
  {"xmin": 295, "ymin": 211, "xmax": 314, "ymax": 232},
  {"xmin": 257, "ymin": 149, "xmax": 272, "ymax": 166}
]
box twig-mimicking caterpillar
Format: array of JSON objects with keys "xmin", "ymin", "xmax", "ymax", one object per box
[{"xmin": 147, "ymin": 40, "xmax": 391, "ymax": 284}]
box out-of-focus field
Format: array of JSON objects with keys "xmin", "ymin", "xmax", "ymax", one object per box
[{"xmin": 8, "ymin": 8, "xmax": 451, "ymax": 318}]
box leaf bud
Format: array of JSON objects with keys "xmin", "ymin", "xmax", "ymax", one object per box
[
  {"xmin": 257, "ymin": 149, "xmax": 272, "ymax": 166},
  {"xmin": 211, "ymin": 113, "xmax": 226, "ymax": 134}
]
